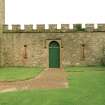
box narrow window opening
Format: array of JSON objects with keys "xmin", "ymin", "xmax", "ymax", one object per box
[
  {"xmin": 24, "ymin": 45, "xmax": 27, "ymax": 59},
  {"xmin": 24, "ymin": 45, "xmax": 27, "ymax": 47},
  {"xmin": 81, "ymin": 44, "xmax": 85, "ymax": 60}
]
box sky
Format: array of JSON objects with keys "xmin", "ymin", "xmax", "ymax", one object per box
[{"xmin": 5, "ymin": 0, "xmax": 105, "ymax": 27}]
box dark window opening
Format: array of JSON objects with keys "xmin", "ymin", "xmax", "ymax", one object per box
[
  {"xmin": 81, "ymin": 44, "xmax": 85, "ymax": 60},
  {"xmin": 81, "ymin": 44, "xmax": 85, "ymax": 47},
  {"xmin": 24, "ymin": 45, "xmax": 27, "ymax": 59},
  {"xmin": 24, "ymin": 45, "xmax": 27, "ymax": 47}
]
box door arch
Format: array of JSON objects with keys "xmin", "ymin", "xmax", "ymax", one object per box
[{"xmin": 49, "ymin": 41, "xmax": 60, "ymax": 68}]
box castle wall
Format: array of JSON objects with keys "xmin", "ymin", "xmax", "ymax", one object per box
[
  {"xmin": 1, "ymin": 33, "xmax": 47, "ymax": 67},
  {"xmin": 0, "ymin": 0, "xmax": 105, "ymax": 67},
  {"xmin": 63, "ymin": 32, "xmax": 105, "ymax": 66},
  {"xmin": 1, "ymin": 30, "xmax": 105, "ymax": 67},
  {"xmin": 0, "ymin": 0, "xmax": 5, "ymax": 66}
]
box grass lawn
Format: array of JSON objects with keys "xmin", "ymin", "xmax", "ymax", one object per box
[
  {"xmin": 0, "ymin": 67, "xmax": 42, "ymax": 81},
  {"xmin": 0, "ymin": 66, "xmax": 105, "ymax": 105}
]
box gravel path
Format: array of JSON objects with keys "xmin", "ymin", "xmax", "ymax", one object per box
[{"xmin": 0, "ymin": 68, "xmax": 68, "ymax": 92}]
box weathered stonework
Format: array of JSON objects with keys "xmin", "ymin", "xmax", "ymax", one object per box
[
  {"xmin": 1, "ymin": 31, "xmax": 105, "ymax": 67},
  {"xmin": 1, "ymin": 0, "xmax": 105, "ymax": 68},
  {"xmin": 85, "ymin": 24, "xmax": 94, "ymax": 32},
  {"xmin": 0, "ymin": 0, "xmax": 5, "ymax": 66},
  {"xmin": 97, "ymin": 24, "xmax": 105, "ymax": 31},
  {"xmin": 0, "ymin": 0, "xmax": 5, "ymax": 25}
]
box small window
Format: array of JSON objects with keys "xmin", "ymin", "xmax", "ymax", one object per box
[
  {"xmin": 81, "ymin": 44, "xmax": 85, "ymax": 60},
  {"xmin": 24, "ymin": 45, "xmax": 27, "ymax": 59},
  {"xmin": 24, "ymin": 45, "xmax": 27, "ymax": 47},
  {"xmin": 81, "ymin": 44, "xmax": 85, "ymax": 47}
]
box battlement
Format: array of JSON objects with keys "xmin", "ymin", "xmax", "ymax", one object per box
[{"xmin": 2, "ymin": 24, "xmax": 105, "ymax": 33}]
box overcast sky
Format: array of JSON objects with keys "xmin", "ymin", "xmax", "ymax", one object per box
[{"xmin": 5, "ymin": 0, "xmax": 105, "ymax": 26}]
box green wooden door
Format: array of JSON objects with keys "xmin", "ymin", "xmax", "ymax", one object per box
[{"xmin": 49, "ymin": 41, "xmax": 60, "ymax": 68}]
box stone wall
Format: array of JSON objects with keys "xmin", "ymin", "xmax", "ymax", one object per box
[
  {"xmin": 63, "ymin": 32, "xmax": 105, "ymax": 66},
  {"xmin": 0, "ymin": 0, "xmax": 5, "ymax": 25},
  {"xmin": 0, "ymin": 0, "xmax": 5, "ymax": 66},
  {"xmin": 1, "ymin": 0, "xmax": 105, "ymax": 67},
  {"xmin": 1, "ymin": 31, "xmax": 105, "ymax": 67}
]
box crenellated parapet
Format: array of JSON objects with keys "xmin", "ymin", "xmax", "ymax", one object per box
[
  {"xmin": 73, "ymin": 24, "xmax": 82, "ymax": 31},
  {"xmin": 37, "ymin": 24, "xmax": 45, "ymax": 32},
  {"xmin": 97, "ymin": 24, "xmax": 105, "ymax": 31},
  {"xmin": 61, "ymin": 24, "xmax": 70, "ymax": 32},
  {"xmin": 12, "ymin": 25, "xmax": 21, "ymax": 32},
  {"xmin": 85, "ymin": 24, "xmax": 94, "ymax": 32},
  {"xmin": 2, "ymin": 24, "xmax": 105, "ymax": 33},
  {"xmin": 24, "ymin": 24, "xmax": 33, "ymax": 32}
]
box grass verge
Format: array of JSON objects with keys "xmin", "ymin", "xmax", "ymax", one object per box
[
  {"xmin": 0, "ymin": 66, "xmax": 105, "ymax": 105},
  {"xmin": 0, "ymin": 67, "xmax": 42, "ymax": 81}
]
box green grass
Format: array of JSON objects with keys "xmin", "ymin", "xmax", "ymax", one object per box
[
  {"xmin": 0, "ymin": 67, "xmax": 42, "ymax": 81},
  {"xmin": 0, "ymin": 67, "xmax": 105, "ymax": 105},
  {"xmin": 65, "ymin": 66, "xmax": 105, "ymax": 72}
]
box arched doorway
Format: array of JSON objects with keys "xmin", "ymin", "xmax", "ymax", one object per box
[{"xmin": 49, "ymin": 41, "xmax": 60, "ymax": 68}]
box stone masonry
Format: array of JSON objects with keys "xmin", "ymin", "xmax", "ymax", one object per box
[{"xmin": 0, "ymin": 0, "xmax": 105, "ymax": 68}]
